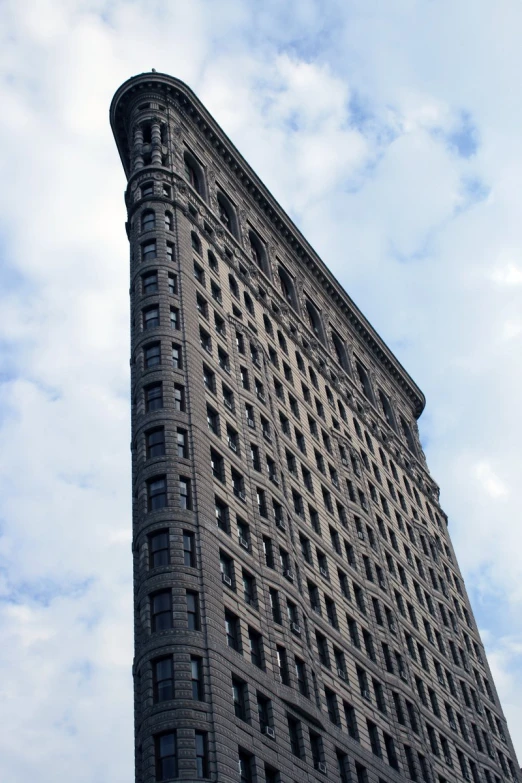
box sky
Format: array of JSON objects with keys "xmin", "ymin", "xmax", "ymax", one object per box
[{"xmin": 0, "ymin": 0, "xmax": 522, "ymax": 780}]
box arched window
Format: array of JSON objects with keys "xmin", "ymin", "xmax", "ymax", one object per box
[
  {"xmin": 278, "ymin": 265, "xmax": 298, "ymax": 310},
  {"xmin": 248, "ymin": 230, "xmax": 269, "ymax": 276},
  {"xmin": 217, "ymin": 191, "xmax": 238, "ymax": 238},
  {"xmin": 305, "ymin": 299, "xmax": 324, "ymax": 342},
  {"xmin": 378, "ymin": 390, "xmax": 397, "ymax": 431},
  {"xmin": 229, "ymin": 275, "xmax": 239, "ymax": 299},
  {"xmin": 184, "ymin": 151, "xmax": 205, "ymax": 197},
  {"xmin": 191, "ymin": 232, "xmax": 201, "ymax": 255},
  {"xmin": 355, "ymin": 360, "xmax": 374, "ymax": 403},
  {"xmin": 331, "ymin": 330, "xmax": 349, "ymax": 373},
  {"xmin": 141, "ymin": 209, "xmax": 155, "ymax": 232},
  {"xmin": 400, "ymin": 416, "xmax": 417, "ymax": 455},
  {"xmin": 164, "ymin": 211, "xmax": 173, "ymax": 231}
]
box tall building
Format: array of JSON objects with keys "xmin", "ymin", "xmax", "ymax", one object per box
[{"xmin": 110, "ymin": 72, "xmax": 520, "ymax": 783}]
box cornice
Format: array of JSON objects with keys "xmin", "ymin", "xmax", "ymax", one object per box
[{"xmin": 110, "ymin": 71, "xmax": 426, "ymax": 418}]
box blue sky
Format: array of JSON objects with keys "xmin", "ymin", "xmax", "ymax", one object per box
[{"xmin": 1, "ymin": 0, "xmax": 522, "ymax": 780}]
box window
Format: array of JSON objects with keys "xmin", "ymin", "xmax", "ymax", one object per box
[
  {"xmin": 141, "ymin": 181, "xmax": 154, "ymax": 197},
  {"xmin": 142, "ymin": 240, "xmax": 157, "ymax": 261},
  {"xmin": 243, "ymin": 571, "xmax": 256, "ymax": 607},
  {"xmin": 210, "ymin": 449, "xmax": 225, "ymax": 482},
  {"xmin": 190, "ymin": 656, "xmax": 203, "ymax": 700},
  {"xmin": 248, "ymin": 627, "xmax": 263, "ymax": 668},
  {"xmin": 195, "ymin": 732, "xmax": 208, "ymax": 779},
  {"xmin": 148, "ymin": 476, "xmax": 167, "ymax": 511},
  {"xmin": 225, "ymin": 611, "xmax": 241, "ymax": 651},
  {"xmin": 277, "ymin": 646, "xmax": 289, "ymax": 684},
  {"xmin": 183, "ymin": 531, "xmax": 195, "ymax": 567},
  {"xmin": 153, "ymin": 657, "xmax": 173, "ymax": 702},
  {"xmin": 146, "ymin": 427, "xmax": 165, "ymax": 459},
  {"xmin": 287, "ymin": 716, "xmax": 302, "ymax": 758},
  {"xmin": 325, "ymin": 687, "xmax": 339, "ymax": 724},
  {"xmin": 367, "ymin": 720, "xmax": 381, "ymax": 757},
  {"xmin": 177, "ymin": 429, "xmax": 188, "ymax": 458},
  {"xmin": 257, "ymin": 693, "xmax": 272, "ymax": 732},
  {"xmin": 238, "ymin": 750, "xmax": 253, "ymax": 783},
  {"xmin": 145, "ymin": 382, "xmax": 163, "ymax": 411},
  {"xmin": 343, "ymin": 702, "xmax": 358, "ymax": 739},
  {"xmin": 144, "ymin": 341, "xmax": 161, "ymax": 368},
  {"xmin": 149, "ymin": 530, "xmax": 169, "ymax": 567},
  {"xmin": 295, "ymin": 657, "xmax": 308, "ymax": 696},
  {"xmin": 186, "ymin": 591, "xmax": 200, "ymax": 630},
  {"xmin": 316, "ymin": 632, "xmax": 330, "ymax": 668},
  {"xmin": 151, "ymin": 590, "xmax": 172, "ymax": 631},
  {"xmin": 179, "ymin": 477, "xmax": 191, "ymax": 509},
  {"xmin": 207, "ymin": 405, "xmax": 219, "ymax": 435},
  {"xmin": 155, "ymin": 732, "xmax": 177, "ymax": 781},
  {"xmin": 168, "ymin": 272, "xmax": 177, "ymax": 294},
  {"xmin": 172, "ymin": 343, "xmax": 182, "ymax": 369},
  {"xmin": 269, "ymin": 588, "xmax": 281, "ymax": 623},
  {"xmin": 142, "ymin": 270, "xmax": 158, "ymax": 293},
  {"xmin": 203, "ymin": 364, "xmax": 215, "ymax": 393},
  {"xmin": 232, "ymin": 677, "xmax": 247, "ymax": 720},
  {"xmin": 215, "ymin": 497, "xmax": 229, "ymax": 533},
  {"xmin": 384, "ymin": 733, "xmax": 399, "ymax": 770}
]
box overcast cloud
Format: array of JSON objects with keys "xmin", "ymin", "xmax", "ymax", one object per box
[{"xmin": 0, "ymin": 1, "xmax": 521, "ymax": 780}]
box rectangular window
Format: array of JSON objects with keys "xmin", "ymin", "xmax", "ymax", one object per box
[
  {"xmin": 191, "ymin": 656, "xmax": 204, "ymax": 700},
  {"xmin": 195, "ymin": 732, "xmax": 208, "ymax": 779},
  {"xmin": 145, "ymin": 382, "xmax": 163, "ymax": 411},
  {"xmin": 153, "ymin": 657, "xmax": 174, "ymax": 702},
  {"xmin": 186, "ymin": 591, "xmax": 200, "ymax": 630},
  {"xmin": 183, "ymin": 531, "xmax": 195, "ymax": 567},
  {"xmin": 177, "ymin": 428, "xmax": 188, "ymax": 458},
  {"xmin": 148, "ymin": 476, "xmax": 167, "ymax": 511},
  {"xmin": 151, "ymin": 590, "xmax": 172, "ymax": 631},
  {"xmin": 232, "ymin": 677, "xmax": 247, "ymax": 720},
  {"xmin": 179, "ymin": 477, "xmax": 191, "ymax": 509},
  {"xmin": 144, "ymin": 341, "xmax": 161, "ymax": 368},
  {"xmin": 225, "ymin": 611, "xmax": 241, "ymax": 651},
  {"xmin": 149, "ymin": 530, "xmax": 169, "ymax": 567},
  {"xmin": 155, "ymin": 732, "xmax": 177, "ymax": 781},
  {"xmin": 172, "ymin": 343, "xmax": 182, "ymax": 369},
  {"xmin": 287, "ymin": 716, "xmax": 302, "ymax": 758}
]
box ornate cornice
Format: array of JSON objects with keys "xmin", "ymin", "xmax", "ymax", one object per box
[{"xmin": 110, "ymin": 71, "xmax": 426, "ymax": 418}]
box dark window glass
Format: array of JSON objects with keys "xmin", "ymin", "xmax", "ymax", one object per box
[
  {"xmin": 151, "ymin": 590, "xmax": 172, "ymax": 631},
  {"xmin": 156, "ymin": 732, "xmax": 177, "ymax": 781},
  {"xmin": 153, "ymin": 658, "xmax": 173, "ymax": 702}
]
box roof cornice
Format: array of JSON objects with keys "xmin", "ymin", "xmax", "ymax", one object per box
[{"xmin": 110, "ymin": 72, "xmax": 425, "ymax": 417}]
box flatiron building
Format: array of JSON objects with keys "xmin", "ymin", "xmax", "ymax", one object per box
[{"xmin": 110, "ymin": 72, "xmax": 521, "ymax": 783}]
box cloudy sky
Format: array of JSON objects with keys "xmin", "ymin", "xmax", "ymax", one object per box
[{"xmin": 1, "ymin": 0, "xmax": 522, "ymax": 780}]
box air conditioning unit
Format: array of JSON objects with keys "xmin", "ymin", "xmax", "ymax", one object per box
[
  {"xmin": 337, "ymin": 668, "xmax": 347, "ymax": 680},
  {"xmin": 238, "ymin": 491, "xmax": 246, "ymax": 502},
  {"xmin": 291, "ymin": 622, "xmax": 301, "ymax": 634},
  {"xmin": 463, "ymin": 773, "xmax": 470, "ymax": 782},
  {"xmin": 341, "ymin": 458, "xmax": 349, "ymax": 467},
  {"xmin": 378, "ymin": 579, "xmax": 386, "ymax": 590},
  {"xmin": 222, "ymin": 573, "xmax": 232, "ymax": 586},
  {"xmin": 362, "ymin": 689, "xmax": 371, "ymax": 701},
  {"xmin": 438, "ymin": 676, "xmax": 445, "ymax": 686},
  {"xmin": 444, "ymin": 756, "xmax": 452, "ymax": 766},
  {"xmin": 247, "ymin": 418, "xmax": 255, "ymax": 428},
  {"xmin": 257, "ymin": 392, "xmax": 266, "ymax": 403},
  {"xmin": 284, "ymin": 568, "xmax": 294, "ymax": 582},
  {"xmin": 315, "ymin": 762, "xmax": 327, "ymax": 774},
  {"xmin": 264, "ymin": 432, "xmax": 272, "ymax": 442},
  {"xmin": 229, "ymin": 442, "xmax": 237, "ymax": 452},
  {"xmin": 449, "ymin": 720, "xmax": 457, "ymax": 731},
  {"xmin": 239, "ymin": 537, "xmax": 249, "ymax": 550},
  {"xmin": 357, "ymin": 532, "xmax": 365, "ymax": 540},
  {"xmin": 320, "ymin": 567, "xmax": 329, "ymax": 579},
  {"xmin": 263, "ymin": 726, "xmax": 275, "ymax": 739},
  {"xmin": 271, "ymin": 477, "xmax": 280, "ymax": 486}
]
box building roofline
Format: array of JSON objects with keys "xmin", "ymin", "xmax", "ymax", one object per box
[{"xmin": 110, "ymin": 71, "xmax": 426, "ymax": 417}]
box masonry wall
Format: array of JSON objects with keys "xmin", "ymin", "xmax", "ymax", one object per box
[{"xmin": 112, "ymin": 73, "xmax": 521, "ymax": 783}]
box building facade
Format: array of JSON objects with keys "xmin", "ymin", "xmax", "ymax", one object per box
[{"xmin": 110, "ymin": 72, "xmax": 520, "ymax": 783}]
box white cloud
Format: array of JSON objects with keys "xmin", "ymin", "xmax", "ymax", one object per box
[{"xmin": 1, "ymin": 0, "xmax": 522, "ymax": 779}]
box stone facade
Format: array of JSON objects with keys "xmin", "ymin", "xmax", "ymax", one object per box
[{"xmin": 110, "ymin": 72, "xmax": 521, "ymax": 783}]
